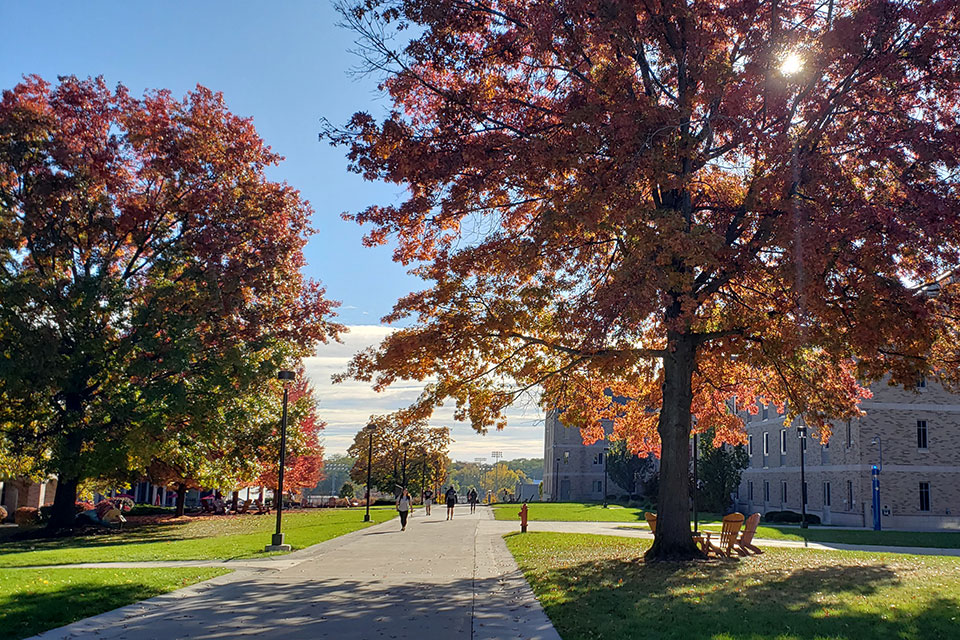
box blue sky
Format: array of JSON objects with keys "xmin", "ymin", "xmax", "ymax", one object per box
[{"xmin": 0, "ymin": 1, "xmax": 546, "ymax": 460}]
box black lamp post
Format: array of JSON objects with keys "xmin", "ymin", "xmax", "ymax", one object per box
[
  {"xmin": 603, "ymin": 446, "xmax": 610, "ymax": 508},
  {"xmin": 871, "ymin": 435, "xmax": 883, "ymax": 531},
  {"xmin": 692, "ymin": 432, "xmax": 699, "ymax": 534},
  {"xmin": 798, "ymin": 425, "xmax": 808, "ymax": 528},
  {"xmin": 401, "ymin": 440, "xmax": 410, "ymax": 489},
  {"xmin": 265, "ymin": 369, "xmax": 295, "ymax": 552},
  {"xmin": 553, "ymin": 457, "xmax": 560, "ymax": 502},
  {"xmin": 363, "ymin": 423, "xmax": 376, "ymax": 522}
]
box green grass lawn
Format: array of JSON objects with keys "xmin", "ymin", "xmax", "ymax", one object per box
[
  {"xmin": 0, "ymin": 506, "xmax": 398, "ymax": 567},
  {"xmin": 0, "ymin": 567, "xmax": 228, "ymax": 640},
  {"xmin": 506, "ymin": 532, "xmax": 960, "ymax": 640},
  {"xmin": 494, "ymin": 502, "xmax": 960, "ymax": 549},
  {"xmin": 492, "ymin": 502, "xmax": 652, "ymax": 522}
]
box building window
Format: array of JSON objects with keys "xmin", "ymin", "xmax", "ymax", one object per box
[
  {"xmin": 824, "ymin": 482, "xmax": 831, "ymax": 507},
  {"xmin": 764, "ymin": 481, "xmax": 770, "ymax": 502},
  {"xmin": 847, "ymin": 480, "xmax": 854, "ymax": 507},
  {"xmin": 919, "ymin": 482, "xmax": 930, "ymax": 512},
  {"xmin": 917, "ymin": 420, "xmax": 928, "ymax": 450},
  {"xmin": 781, "ymin": 481, "xmax": 788, "ymax": 503},
  {"xmin": 593, "ymin": 480, "xmax": 603, "ymax": 493},
  {"xmin": 748, "ymin": 481, "xmax": 754, "ymax": 501},
  {"xmin": 763, "ymin": 432, "xmax": 769, "ymax": 456},
  {"xmin": 917, "ymin": 375, "xmax": 927, "ymax": 389},
  {"xmin": 762, "ymin": 405, "xmax": 769, "ymax": 420},
  {"xmin": 780, "ymin": 430, "xmax": 787, "ymax": 455},
  {"xmin": 845, "ymin": 419, "xmax": 852, "ymax": 447},
  {"xmin": 593, "ymin": 452, "xmax": 604, "ymax": 465},
  {"xmin": 748, "ymin": 435, "xmax": 753, "ymax": 456}
]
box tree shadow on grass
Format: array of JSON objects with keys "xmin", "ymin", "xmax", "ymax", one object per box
[{"xmin": 533, "ymin": 554, "xmax": 960, "ymax": 640}]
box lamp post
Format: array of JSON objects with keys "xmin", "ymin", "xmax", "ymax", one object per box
[
  {"xmin": 692, "ymin": 432, "xmax": 699, "ymax": 534},
  {"xmin": 602, "ymin": 446, "xmax": 610, "ymax": 508},
  {"xmin": 265, "ymin": 369, "xmax": 295, "ymax": 552},
  {"xmin": 798, "ymin": 424, "xmax": 808, "ymax": 528},
  {"xmin": 553, "ymin": 457, "xmax": 560, "ymax": 502},
  {"xmin": 401, "ymin": 440, "xmax": 410, "ymax": 490},
  {"xmin": 363, "ymin": 423, "xmax": 376, "ymax": 522},
  {"xmin": 871, "ymin": 436, "xmax": 883, "ymax": 531},
  {"xmin": 492, "ymin": 451, "xmax": 503, "ymax": 502}
]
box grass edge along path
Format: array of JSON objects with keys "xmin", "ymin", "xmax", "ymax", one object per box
[
  {"xmin": 505, "ymin": 531, "xmax": 960, "ymax": 640},
  {"xmin": 492, "ymin": 502, "xmax": 960, "ymax": 549},
  {"xmin": 0, "ymin": 566, "xmax": 229, "ymax": 640},
  {"xmin": 0, "ymin": 507, "xmax": 398, "ymax": 568}
]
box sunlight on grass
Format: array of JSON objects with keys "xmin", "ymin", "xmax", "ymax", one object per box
[
  {"xmin": 0, "ymin": 507, "xmax": 397, "ymax": 567},
  {"xmin": 505, "ymin": 532, "xmax": 960, "ymax": 640},
  {"xmin": 0, "ymin": 567, "xmax": 228, "ymax": 640}
]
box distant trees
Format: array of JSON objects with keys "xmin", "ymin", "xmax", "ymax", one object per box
[
  {"xmin": 0, "ymin": 76, "xmax": 341, "ymax": 528},
  {"xmin": 347, "ymin": 414, "xmax": 451, "ymax": 497}
]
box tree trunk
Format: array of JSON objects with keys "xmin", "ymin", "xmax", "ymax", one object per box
[
  {"xmin": 231, "ymin": 490, "xmax": 239, "ymax": 512},
  {"xmin": 47, "ymin": 475, "xmax": 80, "ymax": 530},
  {"xmin": 645, "ymin": 331, "xmax": 706, "ymax": 562},
  {"xmin": 175, "ymin": 483, "xmax": 187, "ymax": 517}
]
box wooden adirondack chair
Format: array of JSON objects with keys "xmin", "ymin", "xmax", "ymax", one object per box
[
  {"xmin": 235, "ymin": 499, "xmax": 252, "ymax": 515},
  {"xmin": 644, "ymin": 511, "xmax": 657, "ymax": 533},
  {"xmin": 702, "ymin": 512, "xmax": 745, "ymax": 558},
  {"xmin": 735, "ymin": 512, "xmax": 764, "ymax": 556}
]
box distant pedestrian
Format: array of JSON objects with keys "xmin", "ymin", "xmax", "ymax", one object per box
[
  {"xmin": 468, "ymin": 488, "xmax": 478, "ymax": 513},
  {"xmin": 423, "ymin": 488, "xmax": 433, "ymax": 516},
  {"xmin": 397, "ymin": 488, "xmax": 412, "ymax": 531},
  {"xmin": 445, "ymin": 486, "xmax": 457, "ymax": 520}
]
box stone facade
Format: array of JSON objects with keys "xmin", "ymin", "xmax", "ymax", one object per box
[
  {"xmin": 736, "ymin": 378, "xmax": 960, "ymax": 530},
  {"xmin": 543, "ymin": 410, "xmax": 627, "ymax": 501},
  {"xmin": 0, "ymin": 477, "xmax": 58, "ymax": 518}
]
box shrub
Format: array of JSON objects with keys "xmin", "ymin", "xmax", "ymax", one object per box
[
  {"xmin": 15, "ymin": 506, "xmax": 40, "ymax": 526},
  {"xmin": 76, "ymin": 501, "xmax": 95, "ymax": 513},
  {"xmin": 0, "ymin": 506, "xmax": 7, "ymax": 521},
  {"xmin": 762, "ymin": 510, "xmax": 821, "ymax": 525},
  {"xmin": 128, "ymin": 505, "xmax": 174, "ymax": 516}
]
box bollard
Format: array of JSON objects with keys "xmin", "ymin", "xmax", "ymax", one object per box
[{"xmin": 519, "ymin": 501, "xmax": 528, "ymax": 533}]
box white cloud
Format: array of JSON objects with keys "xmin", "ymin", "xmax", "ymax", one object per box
[{"xmin": 305, "ymin": 324, "xmax": 546, "ymax": 461}]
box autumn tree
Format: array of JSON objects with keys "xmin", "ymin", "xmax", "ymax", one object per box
[
  {"xmin": 348, "ymin": 413, "xmax": 451, "ymax": 497},
  {"xmin": 0, "ymin": 76, "xmax": 341, "ymax": 529},
  {"xmin": 328, "ymin": 1, "xmax": 960, "ymax": 560}
]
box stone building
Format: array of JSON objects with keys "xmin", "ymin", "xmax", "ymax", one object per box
[
  {"xmin": 736, "ymin": 377, "xmax": 960, "ymax": 530},
  {"xmin": 0, "ymin": 476, "xmax": 58, "ymax": 518},
  {"xmin": 543, "ymin": 410, "xmax": 628, "ymax": 501}
]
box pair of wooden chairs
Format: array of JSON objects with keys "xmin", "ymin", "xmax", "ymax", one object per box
[{"xmin": 644, "ymin": 511, "xmax": 763, "ymax": 558}]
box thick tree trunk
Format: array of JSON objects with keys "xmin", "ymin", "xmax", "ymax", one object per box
[
  {"xmin": 231, "ymin": 490, "xmax": 239, "ymax": 512},
  {"xmin": 175, "ymin": 483, "xmax": 187, "ymax": 517},
  {"xmin": 645, "ymin": 331, "xmax": 706, "ymax": 562},
  {"xmin": 48, "ymin": 475, "xmax": 80, "ymax": 530}
]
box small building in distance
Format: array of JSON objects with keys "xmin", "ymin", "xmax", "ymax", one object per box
[
  {"xmin": 736, "ymin": 377, "xmax": 960, "ymax": 531},
  {"xmin": 543, "ymin": 410, "xmax": 628, "ymax": 501}
]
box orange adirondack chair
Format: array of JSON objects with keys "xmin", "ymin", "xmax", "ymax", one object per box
[
  {"xmin": 644, "ymin": 511, "xmax": 657, "ymax": 533},
  {"xmin": 702, "ymin": 512, "xmax": 745, "ymax": 558},
  {"xmin": 735, "ymin": 512, "xmax": 764, "ymax": 556}
]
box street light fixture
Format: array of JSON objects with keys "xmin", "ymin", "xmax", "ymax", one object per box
[
  {"xmin": 265, "ymin": 369, "xmax": 296, "ymax": 552},
  {"xmin": 363, "ymin": 423, "xmax": 377, "ymax": 522},
  {"xmin": 602, "ymin": 446, "xmax": 610, "ymax": 508},
  {"xmin": 798, "ymin": 424, "xmax": 808, "ymax": 529},
  {"xmin": 401, "ymin": 440, "xmax": 410, "ymax": 490},
  {"xmin": 871, "ymin": 436, "xmax": 883, "ymax": 531}
]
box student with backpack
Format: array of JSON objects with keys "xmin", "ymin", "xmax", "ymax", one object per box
[{"xmin": 445, "ymin": 486, "xmax": 457, "ymax": 520}]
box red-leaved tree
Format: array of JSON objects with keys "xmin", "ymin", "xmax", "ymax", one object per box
[
  {"xmin": 327, "ymin": 1, "xmax": 960, "ymax": 560},
  {"xmin": 0, "ymin": 76, "xmax": 342, "ymax": 529}
]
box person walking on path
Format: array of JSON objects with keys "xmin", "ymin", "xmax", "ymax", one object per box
[
  {"xmin": 423, "ymin": 488, "xmax": 433, "ymax": 516},
  {"xmin": 468, "ymin": 488, "xmax": 478, "ymax": 514},
  {"xmin": 397, "ymin": 488, "xmax": 412, "ymax": 531},
  {"xmin": 445, "ymin": 486, "xmax": 457, "ymax": 520}
]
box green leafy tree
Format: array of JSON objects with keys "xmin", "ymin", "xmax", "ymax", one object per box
[
  {"xmin": 696, "ymin": 428, "xmax": 749, "ymax": 513},
  {"xmin": 339, "ymin": 482, "xmax": 355, "ymax": 499},
  {"xmin": 0, "ymin": 76, "xmax": 341, "ymax": 528},
  {"xmin": 606, "ymin": 440, "xmax": 657, "ymax": 497}
]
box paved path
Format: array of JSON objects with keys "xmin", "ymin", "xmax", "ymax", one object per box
[{"xmin": 30, "ymin": 507, "xmax": 560, "ymax": 640}]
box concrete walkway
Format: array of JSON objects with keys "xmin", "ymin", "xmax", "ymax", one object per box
[{"xmin": 30, "ymin": 507, "xmax": 561, "ymax": 640}]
